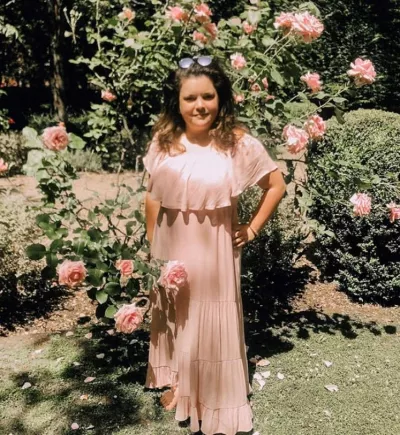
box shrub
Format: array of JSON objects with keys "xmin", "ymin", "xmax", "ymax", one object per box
[
  {"xmin": 307, "ymin": 109, "xmax": 400, "ymax": 305},
  {"xmin": 0, "ymin": 132, "xmax": 27, "ymax": 175}
]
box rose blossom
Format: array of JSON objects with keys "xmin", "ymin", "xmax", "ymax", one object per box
[
  {"xmin": 283, "ymin": 125, "xmax": 309, "ymax": 154},
  {"xmin": 158, "ymin": 260, "xmax": 188, "ymax": 296},
  {"xmin": 251, "ymin": 83, "xmax": 261, "ymax": 92},
  {"xmin": 101, "ymin": 90, "xmax": 117, "ymax": 102},
  {"xmin": 262, "ymin": 77, "xmax": 269, "ymax": 90},
  {"xmin": 350, "ymin": 193, "xmax": 372, "ymax": 217},
  {"xmin": 266, "ymin": 95, "xmax": 275, "ymax": 101},
  {"xmin": 166, "ymin": 6, "xmax": 188, "ymax": 22},
  {"xmin": 242, "ymin": 21, "xmax": 256, "ymax": 34},
  {"xmin": 115, "ymin": 259, "xmax": 134, "ymax": 277},
  {"xmin": 0, "ymin": 158, "xmax": 8, "ymax": 173},
  {"xmin": 347, "ymin": 58, "xmax": 376, "ymax": 87},
  {"xmin": 203, "ymin": 22, "xmax": 218, "ymax": 40},
  {"xmin": 118, "ymin": 7, "xmax": 135, "ymax": 22},
  {"xmin": 387, "ymin": 202, "xmax": 400, "ymax": 223},
  {"xmin": 292, "ymin": 12, "xmax": 324, "ymax": 43},
  {"xmin": 234, "ymin": 94, "xmax": 245, "ymax": 104},
  {"xmin": 42, "ymin": 124, "xmax": 69, "ymax": 151},
  {"xmin": 273, "ymin": 12, "xmax": 295, "ymax": 31},
  {"xmin": 230, "ymin": 53, "xmax": 247, "ymax": 70},
  {"xmin": 8, "ymin": 118, "xmax": 15, "ymax": 125},
  {"xmin": 300, "ymin": 72, "xmax": 322, "ymax": 93},
  {"xmin": 193, "ymin": 31, "xmax": 208, "ymax": 44},
  {"xmin": 114, "ymin": 303, "xmax": 143, "ymax": 334},
  {"xmin": 58, "ymin": 260, "xmax": 87, "ymax": 288},
  {"xmin": 304, "ymin": 114, "xmax": 326, "ymax": 140},
  {"xmin": 194, "ymin": 3, "xmax": 212, "ymax": 23}
]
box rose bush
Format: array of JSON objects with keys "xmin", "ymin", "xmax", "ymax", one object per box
[{"xmin": 26, "ymin": 1, "xmax": 386, "ymax": 327}]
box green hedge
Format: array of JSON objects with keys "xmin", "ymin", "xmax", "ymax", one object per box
[{"xmin": 307, "ymin": 109, "xmax": 400, "ymax": 305}]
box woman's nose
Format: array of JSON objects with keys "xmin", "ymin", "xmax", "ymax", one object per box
[{"xmin": 194, "ymin": 97, "xmax": 205, "ymax": 109}]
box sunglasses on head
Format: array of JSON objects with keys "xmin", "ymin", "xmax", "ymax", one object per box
[{"xmin": 178, "ymin": 56, "xmax": 213, "ymax": 69}]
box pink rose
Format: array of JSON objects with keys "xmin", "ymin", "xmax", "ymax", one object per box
[
  {"xmin": 283, "ymin": 125, "xmax": 309, "ymax": 154},
  {"xmin": 166, "ymin": 6, "xmax": 188, "ymax": 22},
  {"xmin": 292, "ymin": 12, "xmax": 324, "ymax": 43},
  {"xmin": 234, "ymin": 94, "xmax": 245, "ymax": 104},
  {"xmin": 8, "ymin": 118, "xmax": 15, "ymax": 125},
  {"xmin": 0, "ymin": 158, "xmax": 8, "ymax": 173},
  {"xmin": 158, "ymin": 260, "xmax": 188, "ymax": 296},
  {"xmin": 115, "ymin": 259, "xmax": 134, "ymax": 277},
  {"xmin": 230, "ymin": 53, "xmax": 247, "ymax": 70},
  {"xmin": 347, "ymin": 58, "xmax": 376, "ymax": 87},
  {"xmin": 387, "ymin": 202, "xmax": 400, "ymax": 223},
  {"xmin": 194, "ymin": 3, "xmax": 212, "ymax": 23},
  {"xmin": 300, "ymin": 72, "xmax": 322, "ymax": 93},
  {"xmin": 42, "ymin": 125, "xmax": 69, "ymax": 151},
  {"xmin": 118, "ymin": 7, "xmax": 135, "ymax": 22},
  {"xmin": 273, "ymin": 12, "xmax": 295, "ymax": 31},
  {"xmin": 203, "ymin": 22, "xmax": 218, "ymax": 40},
  {"xmin": 101, "ymin": 90, "xmax": 117, "ymax": 102},
  {"xmin": 251, "ymin": 83, "xmax": 261, "ymax": 92},
  {"xmin": 350, "ymin": 193, "xmax": 372, "ymax": 217},
  {"xmin": 58, "ymin": 260, "xmax": 87, "ymax": 288},
  {"xmin": 262, "ymin": 77, "xmax": 269, "ymax": 90},
  {"xmin": 114, "ymin": 303, "xmax": 143, "ymax": 334},
  {"xmin": 265, "ymin": 95, "xmax": 275, "ymax": 101},
  {"xmin": 243, "ymin": 21, "xmax": 256, "ymax": 34},
  {"xmin": 193, "ymin": 31, "xmax": 208, "ymax": 44},
  {"xmin": 304, "ymin": 114, "xmax": 326, "ymax": 140}
]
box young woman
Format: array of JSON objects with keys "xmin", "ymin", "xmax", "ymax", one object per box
[{"xmin": 144, "ymin": 56, "xmax": 286, "ymax": 435}]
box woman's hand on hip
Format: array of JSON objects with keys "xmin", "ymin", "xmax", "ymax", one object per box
[{"xmin": 232, "ymin": 224, "xmax": 255, "ymax": 248}]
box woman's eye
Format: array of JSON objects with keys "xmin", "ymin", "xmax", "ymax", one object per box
[{"xmin": 203, "ymin": 94, "xmax": 215, "ymax": 100}]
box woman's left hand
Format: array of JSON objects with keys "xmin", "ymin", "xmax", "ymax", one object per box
[{"xmin": 232, "ymin": 224, "xmax": 255, "ymax": 248}]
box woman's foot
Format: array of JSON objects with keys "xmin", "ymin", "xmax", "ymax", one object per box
[{"xmin": 160, "ymin": 386, "xmax": 179, "ymax": 411}]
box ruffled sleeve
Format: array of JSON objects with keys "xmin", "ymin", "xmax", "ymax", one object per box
[
  {"xmin": 231, "ymin": 133, "xmax": 278, "ymax": 197},
  {"xmin": 142, "ymin": 136, "xmax": 165, "ymax": 175}
]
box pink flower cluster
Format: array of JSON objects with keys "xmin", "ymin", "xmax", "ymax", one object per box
[
  {"xmin": 166, "ymin": 6, "xmax": 188, "ymax": 22},
  {"xmin": 158, "ymin": 260, "xmax": 188, "ymax": 297},
  {"xmin": 387, "ymin": 202, "xmax": 400, "ymax": 223},
  {"xmin": 347, "ymin": 58, "xmax": 376, "ymax": 87},
  {"xmin": 301, "ymin": 72, "xmax": 322, "ymax": 93},
  {"xmin": 115, "ymin": 259, "xmax": 134, "ymax": 277},
  {"xmin": 42, "ymin": 123, "xmax": 69, "ymax": 151},
  {"xmin": 194, "ymin": 3, "xmax": 212, "ymax": 23},
  {"xmin": 283, "ymin": 125, "xmax": 309, "ymax": 154},
  {"xmin": 230, "ymin": 53, "xmax": 247, "ymax": 70},
  {"xmin": 118, "ymin": 7, "xmax": 135, "ymax": 22},
  {"xmin": 274, "ymin": 11, "xmax": 324, "ymax": 43},
  {"xmin": 303, "ymin": 114, "xmax": 326, "ymax": 140},
  {"xmin": 0, "ymin": 158, "xmax": 8, "ymax": 173},
  {"xmin": 243, "ymin": 21, "xmax": 256, "ymax": 35},
  {"xmin": 101, "ymin": 90, "xmax": 117, "ymax": 102},
  {"xmin": 114, "ymin": 303, "xmax": 143, "ymax": 333},
  {"xmin": 350, "ymin": 193, "xmax": 371, "ymax": 217},
  {"xmin": 58, "ymin": 260, "xmax": 87, "ymax": 288}
]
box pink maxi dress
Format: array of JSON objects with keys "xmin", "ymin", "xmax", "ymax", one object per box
[{"xmin": 143, "ymin": 132, "xmax": 277, "ymax": 435}]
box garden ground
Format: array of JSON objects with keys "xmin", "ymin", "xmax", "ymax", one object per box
[{"xmin": 1, "ymin": 173, "xmax": 399, "ymax": 435}]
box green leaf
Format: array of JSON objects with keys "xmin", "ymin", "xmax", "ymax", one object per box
[
  {"xmin": 270, "ymin": 67, "xmax": 285, "ymax": 87},
  {"xmin": 88, "ymin": 228, "xmax": 102, "ymax": 242},
  {"xmin": 41, "ymin": 266, "xmax": 57, "ymax": 280},
  {"xmin": 104, "ymin": 282, "xmax": 121, "ymax": 296},
  {"xmin": 46, "ymin": 252, "xmax": 59, "ymax": 268},
  {"xmin": 262, "ymin": 36, "xmax": 275, "ymax": 47},
  {"xmin": 105, "ymin": 305, "xmax": 118, "ymax": 319},
  {"xmin": 87, "ymin": 269, "xmax": 104, "ymax": 287},
  {"xmin": 96, "ymin": 290, "xmax": 108, "ymax": 304},
  {"xmin": 26, "ymin": 243, "xmax": 46, "ymax": 260},
  {"xmin": 68, "ymin": 133, "xmax": 86, "ymax": 150}
]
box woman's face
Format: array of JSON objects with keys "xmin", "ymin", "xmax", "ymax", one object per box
[{"xmin": 178, "ymin": 75, "xmax": 219, "ymax": 135}]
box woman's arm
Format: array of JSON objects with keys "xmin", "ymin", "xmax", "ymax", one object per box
[
  {"xmin": 145, "ymin": 191, "xmax": 161, "ymax": 244},
  {"xmin": 232, "ymin": 169, "xmax": 286, "ymax": 248}
]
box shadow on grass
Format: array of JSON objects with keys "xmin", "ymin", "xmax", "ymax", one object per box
[
  {"xmin": 0, "ymin": 272, "xmax": 70, "ymax": 336},
  {"xmin": 2, "ymin": 326, "xmax": 166, "ymax": 435}
]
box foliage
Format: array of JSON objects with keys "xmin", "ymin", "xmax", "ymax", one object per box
[
  {"xmin": 0, "ymin": 131, "xmax": 27, "ymax": 175},
  {"xmin": 24, "ymin": 125, "xmax": 159, "ymax": 323},
  {"xmin": 306, "ymin": 109, "xmax": 400, "ymax": 305}
]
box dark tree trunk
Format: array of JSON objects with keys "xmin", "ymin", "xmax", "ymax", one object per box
[{"xmin": 47, "ymin": 0, "xmax": 67, "ymax": 123}]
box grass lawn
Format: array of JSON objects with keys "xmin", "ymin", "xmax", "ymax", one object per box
[{"xmin": 1, "ymin": 314, "xmax": 399, "ymax": 435}]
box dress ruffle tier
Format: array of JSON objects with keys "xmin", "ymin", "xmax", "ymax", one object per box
[{"xmin": 143, "ymin": 133, "xmax": 277, "ymax": 435}]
